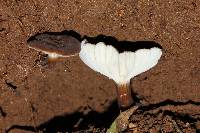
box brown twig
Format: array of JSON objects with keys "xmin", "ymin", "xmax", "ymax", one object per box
[
  {"xmin": 116, "ymin": 106, "xmax": 139, "ymax": 132},
  {"xmin": 169, "ymin": 116, "xmax": 183, "ymax": 133}
]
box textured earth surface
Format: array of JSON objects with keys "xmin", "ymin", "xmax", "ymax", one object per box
[{"xmin": 0, "ymin": 0, "xmax": 200, "ymax": 132}]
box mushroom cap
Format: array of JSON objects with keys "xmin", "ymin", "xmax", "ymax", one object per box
[
  {"xmin": 79, "ymin": 39, "xmax": 162, "ymax": 84},
  {"xmin": 27, "ymin": 33, "xmax": 81, "ymax": 58}
]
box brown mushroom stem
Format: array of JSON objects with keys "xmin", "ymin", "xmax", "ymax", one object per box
[
  {"xmin": 47, "ymin": 56, "xmax": 68, "ymax": 62},
  {"xmin": 116, "ymin": 83, "xmax": 133, "ymax": 111}
]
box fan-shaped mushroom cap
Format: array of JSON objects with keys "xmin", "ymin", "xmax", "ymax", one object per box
[
  {"xmin": 27, "ymin": 33, "xmax": 81, "ymax": 59},
  {"xmin": 79, "ymin": 39, "xmax": 162, "ymax": 84}
]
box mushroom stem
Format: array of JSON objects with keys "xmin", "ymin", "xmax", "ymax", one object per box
[{"xmin": 116, "ymin": 83, "xmax": 133, "ymax": 110}]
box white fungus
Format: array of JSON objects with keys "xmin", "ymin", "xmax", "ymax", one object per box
[
  {"xmin": 79, "ymin": 39, "xmax": 162, "ymax": 108},
  {"xmin": 79, "ymin": 39, "xmax": 162, "ymax": 85}
]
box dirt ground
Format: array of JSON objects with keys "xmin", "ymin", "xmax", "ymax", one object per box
[{"xmin": 0, "ymin": 0, "xmax": 200, "ymax": 132}]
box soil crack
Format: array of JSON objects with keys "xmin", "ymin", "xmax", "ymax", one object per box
[
  {"xmin": 5, "ymin": 80, "xmax": 17, "ymax": 91},
  {"xmin": 0, "ymin": 106, "xmax": 6, "ymax": 117}
]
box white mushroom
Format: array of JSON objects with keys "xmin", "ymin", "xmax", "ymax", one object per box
[
  {"xmin": 79, "ymin": 39, "xmax": 162, "ymax": 109},
  {"xmin": 27, "ymin": 33, "xmax": 162, "ymax": 109}
]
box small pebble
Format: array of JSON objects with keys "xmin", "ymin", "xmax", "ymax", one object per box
[{"xmin": 129, "ymin": 122, "xmax": 137, "ymax": 129}]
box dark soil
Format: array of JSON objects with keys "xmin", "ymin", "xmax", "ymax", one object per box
[{"xmin": 0, "ymin": 0, "xmax": 200, "ymax": 133}]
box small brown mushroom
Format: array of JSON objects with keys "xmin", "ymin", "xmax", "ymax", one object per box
[{"xmin": 27, "ymin": 33, "xmax": 81, "ymax": 61}]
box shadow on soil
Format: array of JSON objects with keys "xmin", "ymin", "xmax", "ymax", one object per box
[
  {"xmin": 0, "ymin": 106, "xmax": 6, "ymax": 117},
  {"xmin": 27, "ymin": 30, "xmax": 163, "ymax": 54},
  {"xmin": 138, "ymin": 99, "xmax": 200, "ymax": 111},
  {"xmin": 6, "ymin": 100, "xmax": 120, "ymax": 133},
  {"xmin": 5, "ymin": 99, "xmax": 200, "ymax": 133}
]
